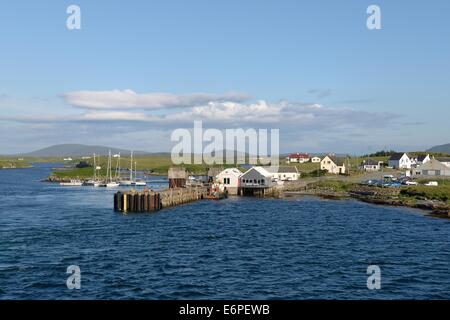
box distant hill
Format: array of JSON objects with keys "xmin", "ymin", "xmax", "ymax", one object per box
[
  {"xmin": 20, "ymin": 144, "xmax": 152, "ymax": 157},
  {"xmin": 427, "ymin": 143, "xmax": 450, "ymax": 154}
]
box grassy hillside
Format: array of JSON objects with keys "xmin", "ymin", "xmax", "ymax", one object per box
[{"xmin": 0, "ymin": 158, "xmax": 32, "ymax": 169}]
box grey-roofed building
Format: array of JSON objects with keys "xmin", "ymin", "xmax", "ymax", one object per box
[
  {"xmin": 414, "ymin": 158, "xmax": 450, "ymax": 177},
  {"xmin": 436, "ymin": 157, "xmax": 450, "ymax": 168}
]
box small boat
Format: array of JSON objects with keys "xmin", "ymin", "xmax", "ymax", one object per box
[
  {"xmin": 207, "ymin": 184, "xmax": 228, "ymax": 200},
  {"xmin": 119, "ymin": 180, "xmax": 133, "ymax": 186},
  {"xmin": 206, "ymin": 191, "xmax": 228, "ymax": 200},
  {"xmin": 60, "ymin": 179, "xmax": 83, "ymax": 186},
  {"xmin": 105, "ymin": 181, "xmax": 120, "ymax": 188},
  {"xmin": 132, "ymin": 179, "xmax": 147, "ymax": 186},
  {"xmin": 84, "ymin": 179, "xmax": 98, "ymax": 186}
]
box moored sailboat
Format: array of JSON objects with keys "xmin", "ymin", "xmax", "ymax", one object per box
[
  {"xmin": 120, "ymin": 151, "xmax": 134, "ymax": 186},
  {"xmin": 99, "ymin": 151, "xmax": 119, "ymax": 187}
]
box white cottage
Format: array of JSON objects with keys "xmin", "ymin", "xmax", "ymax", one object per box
[
  {"xmin": 311, "ymin": 157, "xmax": 321, "ymax": 163},
  {"xmin": 388, "ymin": 153, "xmax": 411, "ymax": 169},
  {"xmin": 266, "ymin": 166, "xmax": 299, "ymax": 181},
  {"xmin": 359, "ymin": 159, "xmax": 382, "ymax": 172},
  {"xmin": 321, "ymin": 155, "xmax": 346, "ymax": 174}
]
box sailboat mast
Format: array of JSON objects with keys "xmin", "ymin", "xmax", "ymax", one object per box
[
  {"xmin": 130, "ymin": 151, "xmax": 133, "ymax": 181},
  {"xmin": 93, "ymin": 153, "xmax": 96, "ymax": 181},
  {"xmin": 111, "ymin": 151, "xmax": 113, "ymax": 181}
]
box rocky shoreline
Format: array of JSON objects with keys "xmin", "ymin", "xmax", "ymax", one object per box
[{"xmin": 282, "ymin": 184, "xmax": 450, "ymax": 219}]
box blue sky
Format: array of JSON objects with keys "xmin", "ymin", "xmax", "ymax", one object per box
[{"xmin": 0, "ymin": 0, "xmax": 449, "ymax": 154}]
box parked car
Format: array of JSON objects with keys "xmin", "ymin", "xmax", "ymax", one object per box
[
  {"xmin": 424, "ymin": 181, "xmax": 439, "ymax": 187},
  {"xmin": 405, "ymin": 181, "xmax": 418, "ymax": 186}
]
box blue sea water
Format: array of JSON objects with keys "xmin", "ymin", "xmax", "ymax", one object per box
[{"xmin": 0, "ymin": 163, "xmax": 449, "ymax": 299}]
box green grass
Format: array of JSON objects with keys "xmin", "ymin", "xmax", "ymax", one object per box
[
  {"xmin": 400, "ymin": 185, "xmax": 450, "ymax": 203},
  {"xmin": 52, "ymin": 167, "xmax": 102, "ymax": 179},
  {"xmin": 0, "ymin": 159, "xmax": 32, "ymax": 168}
]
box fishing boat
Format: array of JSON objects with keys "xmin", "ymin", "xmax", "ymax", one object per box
[
  {"xmin": 60, "ymin": 179, "xmax": 83, "ymax": 186},
  {"xmin": 206, "ymin": 183, "xmax": 228, "ymax": 200}
]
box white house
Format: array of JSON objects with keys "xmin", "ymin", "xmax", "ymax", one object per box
[
  {"xmin": 410, "ymin": 154, "xmax": 430, "ymax": 167},
  {"xmin": 388, "ymin": 153, "xmax": 411, "ymax": 169},
  {"xmin": 321, "ymin": 155, "xmax": 346, "ymax": 174},
  {"xmin": 216, "ymin": 168, "xmax": 242, "ymax": 195},
  {"xmin": 240, "ymin": 167, "xmax": 275, "ymax": 188},
  {"xmin": 359, "ymin": 159, "xmax": 382, "ymax": 172},
  {"xmin": 266, "ymin": 166, "xmax": 299, "ymax": 181},
  {"xmin": 311, "ymin": 157, "xmax": 321, "ymax": 163}
]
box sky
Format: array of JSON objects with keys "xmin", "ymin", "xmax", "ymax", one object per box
[{"xmin": 0, "ymin": 0, "xmax": 449, "ymax": 155}]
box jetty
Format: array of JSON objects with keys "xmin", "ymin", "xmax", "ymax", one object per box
[
  {"xmin": 113, "ymin": 166, "xmax": 281, "ymax": 213},
  {"xmin": 114, "ymin": 186, "xmax": 209, "ymax": 213}
]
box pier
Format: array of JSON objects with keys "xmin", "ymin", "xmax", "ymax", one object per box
[{"xmin": 114, "ymin": 186, "xmax": 209, "ymax": 213}]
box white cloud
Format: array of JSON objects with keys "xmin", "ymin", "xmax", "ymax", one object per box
[
  {"xmin": 62, "ymin": 89, "xmax": 250, "ymax": 110},
  {"xmin": 0, "ymin": 99, "xmax": 398, "ymax": 130}
]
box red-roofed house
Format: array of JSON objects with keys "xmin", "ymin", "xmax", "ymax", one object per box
[{"xmin": 286, "ymin": 153, "xmax": 310, "ymax": 164}]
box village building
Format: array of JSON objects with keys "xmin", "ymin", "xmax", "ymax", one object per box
[
  {"xmin": 320, "ymin": 155, "xmax": 347, "ymax": 174},
  {"xmin": 286, "ymin": 153, "xmax": 310, "ymax": 164},
  {"xmin": 359, "ymin": 159, "xmax": 382, "ymax": 172},
  {"xmin": 388, "ymin": 152, "xmax": 412, "ymax": 169},
  {"xmin": 416, "ymin": 154, "xmax": 431, "ymax": 165},
  {"xmin": 410, "ymin": 154, "xmax": 431, "ymax": 167},
  {"xmin": 215, "ymin": 168, "xmax": 242, "ymax": 195},
  {"xmin": 240, "ymin": 167, "xmax": 275, "ymax": 188},
  {"xmin": 311, "ymin": 157, "xmax": 321, "ymax": 163},
  {"xmin": 435, "ymin": 157, "xmax": 450, "ymax": 168},
  {"xmin": 413, "ymin": 158, "xmax": 450, "ymax": 177},
  {"xmin": 266, "ymin": 166, "xmax": 299, "ymax": 181}
]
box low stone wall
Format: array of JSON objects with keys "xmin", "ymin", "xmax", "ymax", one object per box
[{"xmin": 350, "ymin": 185, "xmax": 401, "ymax": 197}]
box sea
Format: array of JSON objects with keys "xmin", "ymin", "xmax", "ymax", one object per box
[{"xmin": 0, "ymin": 163, "xmax": 449, "ymax": 299}]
